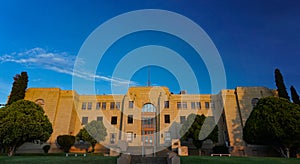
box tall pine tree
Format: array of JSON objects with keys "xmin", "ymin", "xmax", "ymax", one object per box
[
  {"xmin": 7, "ymin": 72, "xmax": 29, "ymax": 105},
  {"xmin": 290, "ymin": 85, "xmax": 300, "ymax": 105},
  {"xmin": 275, "ymin": 68, "xmax": 290, "ymax": 101}
]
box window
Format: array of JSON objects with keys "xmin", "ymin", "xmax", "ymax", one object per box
[
  {"xmin": 196, "ymin": 102, "xmax": 201, "ymax": 109},
  {"xmin": 191, "ymin": 102, "xmax": 195, "ymax": 109},
  {"xmin": 87, "ymin": 102, "xmax": 92, "ymax": 110},
  {"xmin": 82, "ymin": 117, "xmax": 88, "ymax": 125},
  {"xmin": 97, "ymin": 116, "xmax": 103, "ymax": 122},
  {"xmin": 128, "ymin": 115, "xmax": 133, "ymax": 124},
  {"xmin": 211, "ymin": 102, "xmax": 215, "ymax": 108},
  {"xmin": 102, "ymin": 102, "xmax": 106, "ymax": 110},
  {"xmin": 142, "ymin": 118, "xmax": 155, "ymax": 128},
  {"xmin": 81, "ymin": 102, "xmax": 87, "ymax": 110},
  {"xmin": 110, "ymin": 102, "xmax": 115, "ymax": 109},
  {"xmin": 251, "ymin": 98, "xmax": 259, "ymax": 107},
  {"xmin": 126, "ymin": 132, "xmax": 133, "ymax": 142},
  {"xmin": 164, "ymin": 132, "xmax": 171, "ymax": 142},
  {"xmin": 180, "ymin": 116, "xmax": 186, "ymax": 124},
  {"xmin": 192, "ymin": 102, "xmax": 201, "ymax": 109},
  {"xmin": 96, "ymin": 102, "xmax": 101, "ymax": 110},
  {"xmin": 164, "ymin": 115, "xmax": 170, "ymax": 123},
  {"xmin": 116, "ymin": 102, "xmax": 120, "ymax": 109},
  {"xmin": 111, "ymin": 116, "xmax": 117, "ymax": 125},
  {"xmin": 110, "ymin": 133, "xmax": 116, "ymax": 144},
  {"xmin": 177, "ymin": 102, "xmax": 187, "ymax": 109},
  {"xmin": 177, "ymin": 102, "xmax": 182, "ymax": 109},
  {"xmin": 149, "ymin": 136, "xmax": 153, "ymax": 144},
  {"xmin": 142, "ymin": 103, "xmax": 156, "ymax": 112},
  {"xmin": 182, "ymin": 102, "xmax": 187, "ymax": 109},
  {"xmin": 205, "ymin": 102, "xmax": 210, "ymax": 109},
  {"xmin": 164, "ymin": 101, "xmax": 169, "ymax": 108},
  {"xmin": 129, "ymin": 101, "xmax": 134, "ymax": 108},
  {"xmin": 35, "ymin": 99, "xmax": 45, "ymax": 106}
]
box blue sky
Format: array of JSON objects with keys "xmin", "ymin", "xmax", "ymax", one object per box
[{"xmin": 0, "ymin": 0, "xmax": 300, "ymax": 103}]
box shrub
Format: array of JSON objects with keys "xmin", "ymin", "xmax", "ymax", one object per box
[
  {"xmin": 42, "ymin": 145, "xmax": 51, "ymax": 154},
  {"xmin": 213, "ymin": 145, "xmax": 229, "ymax": 154},
  {"xmin": 56, "ymin": 135, "xmax": 75, "ymax": 153}
]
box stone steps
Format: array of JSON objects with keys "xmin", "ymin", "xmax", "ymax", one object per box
[
  {"xmin": 16, "ymin": 142, "xmax": 44, "ymax": 153},
  {"xmin": 130, "ymin": 156, "xmax": 167, "ymax": 164}
]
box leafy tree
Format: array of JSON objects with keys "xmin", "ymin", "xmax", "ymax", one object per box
[
  {"xmin": 290, "ymin": 85, "xmax": 300, "ymax": 105},
  {"xmin": 57, "ymin": 135, "xmax": 75, "ymax": 153},
  {"xmin": 243, "ymin": 97, "xmax": 300, "ymax": 158},
  {"xmin": 275, "ymin": 69, "xmax": 290, "ymax": 101},
  {"xmin": 180, "ymin": 114, "xmax": 218, "ymax": 149},
  {"xmin": 0, "ymin": 100, "xmax": 53, "ymax": 156},
  {"xmin": 76, "ymin": 120, "xmax": 107, "ymax": 152},
  {"xmin": 7, "ymin": 72, "xmax": 29, "ymax": 105}
]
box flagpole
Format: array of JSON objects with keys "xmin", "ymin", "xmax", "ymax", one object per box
[{"xmin": 147, "ymin": 66, "xmax": 150, "ymax": 87}]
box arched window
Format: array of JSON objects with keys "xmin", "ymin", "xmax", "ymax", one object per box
[
  {"xmin": 142, "ymin": 103, "xmax": 156, "ymax": 112},
  {"xmin": 35, "ymin": 99, "xmax": 45, "ymax": 106},
  {"xmin": 251, "ymin": 98, "xmax": 259, "ymax": 107}
]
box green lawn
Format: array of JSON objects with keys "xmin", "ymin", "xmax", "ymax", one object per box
[
  {"xmin": 181, "ymin": 156, "xmax": 300, "ymax": 164},
  {"xmin": 0, "ymin": 155, "xmax": 299, "ymax": 164},
  {"xmin": 0, "ymin": 155, "xmax": 117, "ymax": 164}
]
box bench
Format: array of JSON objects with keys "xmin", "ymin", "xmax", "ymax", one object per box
[{"xmin": 211, "ymin": 154, "xmax": 231, "ymax": 157}]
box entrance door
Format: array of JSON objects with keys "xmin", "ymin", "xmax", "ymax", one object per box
[{"xmin": 141, "ymin": 104, "xmax": 156, "ymax": 146}]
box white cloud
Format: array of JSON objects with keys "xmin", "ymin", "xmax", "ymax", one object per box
[{"xmin": 0, "ymin": 47, "xmax": 137, "ymax": 86}]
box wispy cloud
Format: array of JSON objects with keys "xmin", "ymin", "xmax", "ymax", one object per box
[{"xmin": 0, "ymin": 48, "xmax": 137, "ymax": 86}]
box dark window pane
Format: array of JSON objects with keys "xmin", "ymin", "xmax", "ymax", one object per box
[
  {"xmin": 205, "ymin": 102, "xmax": 210, "ymax": 108},
  {"xmin": 96, "ymin": 102, "xmax": 101, "ymax": 110},
  {"xmin": 191, "ymin": 102, "xmax": 195, "ymax": 109},
  {"xmin": 110, "ymin": 133, "xmax": 116, "ymax": 144},
  {"xmin": 82, "ymin": 117, "xmax": 88, "ymax": 125},
  {"xmin": 129, "ymin": 101, "xmax": 134, "ymax": 108},
  {"xmin": 87, "ymin": 102, "xmax": 92, "ymax": 110},
  {"xmin": 116, "ymin": 102, "xmax": 120, "ymax": 109},
  {"xmin": 111, "ymin": 116, "xmax": 117, "ymax": 125},
  {"xmin": 82, "ymin": 102, "xmax": 87, "ymax": 110},
  {"xmin": 128, "ymin": 115, "xmax": 133, "ymax": 124},
  {"xmin": 196, "ymin": 102, "xmax": 201, "ymax": 109},
  {"xmin": 110, "ymin": 102, "xmax": 115, "ymax": 109},
  {"xmin": 180, "ymin": 116, "xmax": 186, "ymax": 124},
  {"xmin": 97, "ymin": 116, "xmax": 103, "ymax": 122},
  {"xmin": 182, "ymin": 102, "xmax": 187, "ymax": 109},
  {"xmin": 177, "ymin": 102, "xmax": 181, "ymax": 109},
  {"xmin": 251, "ymin": 98, "xmax": 259, "ymax": 107},
  {"xmin": 102, "ymin": 102, "xmax": 106, "ymax": 109},
  {"xmin": 164, "ymin": 115, "xmax": 170, "ymax": 123},
  {"xmin": 164, "ymin": 101, "xmax": 169, "ymax": 108}
]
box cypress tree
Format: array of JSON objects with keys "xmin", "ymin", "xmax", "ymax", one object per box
[
  {"xmin": 290, "ymin": 85, "xmax": 300, "ymax": 105},
  {"xmin": 7, "ymin": 72, "xmax": 29, "ymax": 105},
  {"xmin": 275, "ymin": 68, "xmax": 290, "ymax": 101}
]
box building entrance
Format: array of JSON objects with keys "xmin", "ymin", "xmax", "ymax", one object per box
[{"xmin": 141, "ymin": 103, "xmax": 156, "ymax": 146}]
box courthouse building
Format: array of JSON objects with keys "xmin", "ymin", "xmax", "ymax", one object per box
[{"xmin": 24, "ymin": 86, "xmax": 276, "ymax": 156}]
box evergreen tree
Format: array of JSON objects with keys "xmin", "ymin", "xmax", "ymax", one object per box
[
  {"xmin": 7, "ymin": 72, "xmax": 28, "ymax": 105},
  {"xmin": 243, "ymin": 97, "xmax": 300, "ymax": 158},
  {"xmin": 275, "ymin": 68, "xmax": 290, "ymax": 100},
  {"xmin": 290, "ymin": 85, "xmax": 300, "ymax": 105}
]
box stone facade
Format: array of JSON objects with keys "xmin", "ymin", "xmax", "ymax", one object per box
[{"xmin": 24, "ymin": 86, "xmax": 276, "ymax": 155}]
